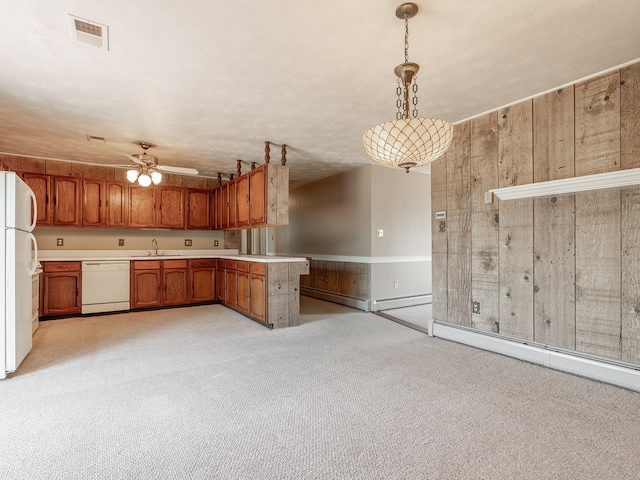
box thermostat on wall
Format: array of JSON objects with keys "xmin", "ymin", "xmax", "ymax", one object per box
[{"xmin": 435, "ymin": 212, "xmax": 446, "ymax": 220}]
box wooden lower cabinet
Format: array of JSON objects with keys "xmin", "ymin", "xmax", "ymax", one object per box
[
  {"xmin": 39, "ymin": 257, "xmax": 307, "ymax": 328},
  {"xmin": 163, "ymin": 260, "xmax": 188, "ymax": 305},
  {"xmin": 42, "ymin": 262, "xmax": 81, "ymax": 316},
  {"xmin": 131, "ymin": 261, "xmax": 162, "ymax": 308},
  {"xmin": 225, "ymin": 261, "xmax": 237, "ymax": 308},
  {"xmin": 189, "ymin": 259, "xmax": 216, "ymax": 303},
  {"xmin": 225, "ymin": 261, "xmax": 268, "ymax": 325},
  {"xmin": 236, "ymin": 262, "xmax": 250, "ymax": 314},
  {"xmin": 249, "ymin": 271, "xmax": 266, "ymax": 323},
  {"xmin": 216, "ymin": 259, "xmax": 226, "ymax": 301}
]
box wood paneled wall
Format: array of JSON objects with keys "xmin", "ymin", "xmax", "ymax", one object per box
[{"xmin": 432, "ymin": 63, "xmax": 640, "ymax": 365}]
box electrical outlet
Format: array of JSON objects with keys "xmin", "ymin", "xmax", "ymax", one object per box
[
  {"xmin": 214, "ymin": 240, "xmax": 219, "ymax": 247},
  {"xmin": 118, "ymin": 239, "xmax": 125, "ymax": 246},
  {"xmin": 56, "ymin": 238, "xmax": 64, "ymax": 247},
  {"xmin": 377, "ymin": 229, "xmax": 384, "ymax": 237},
  {"xmin": 394, "ymin": 280, "xmax": 398, "ymax": 288},
  {"xmin": 473, "ymin": 301, "xmax": 481, "ymax": 314},
  {"xmin": 484, "ymin": 192, "xmax": 493, "ymax": 204},
  {"xmin": 185, "ymin": 239, "xmax": 192, "ymax": 247}
]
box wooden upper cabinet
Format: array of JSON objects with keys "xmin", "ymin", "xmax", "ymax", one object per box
[
  {"xmin": 23, "ymin": 173, "xmax": 51, "ymax": 225},
  {"xmin": 236, "ymin": 175, "xmax": 250, "ymax": 227},
  {"xmin": 249, "ymin": 165, "xmax": 266, "ymax": 225},
  {"xmin": 128, "ymin": 186, "xmax": 156, "ymax": 228},
  {"xmin": 53, "ymin": 177, "xmax": 81, "ymax": 226},
  {"xmin": 105, "ymin": 181, "xmax": 127, "ymax": 227},
  {"xmin": 157, "ymin": 186, "xmax": 185, "ymax": 229},
  {"xmin": 82, "ymin": 179, "xmax": 105, "ymax": 226},
  {"xmin": 216, "ymin": 187, "xmax": 225, "ymax": 230},
  {"xmin": 228, "ymin": 180, "xmax": 237, "ymax": 229},
  {"xmin": 211, "ymin": 188, "xmax": 218, "ymax": 230},
  {"xmin": 187, "ymin": 189, "xmax": 210, "ymax": 230},
  {"xmin": 220, "ymin": 183, "xmax": 229, "ymax": 229}
]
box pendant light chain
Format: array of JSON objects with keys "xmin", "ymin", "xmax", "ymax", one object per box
[
  {"xmin": 412, "ymin": 77, "xmax": 419, "ymax": 118},
  {"xmin": 396, "ymin": 79, "xmax": 403, "ymax": 120},
  {"xmin": 404, "ymin": 16, "xmax": 409, "ymax": 62}
]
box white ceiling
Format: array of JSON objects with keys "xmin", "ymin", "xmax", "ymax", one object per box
[{"xmin": 1, "ymin": 1, "xmax": 639, "ymax": 186}]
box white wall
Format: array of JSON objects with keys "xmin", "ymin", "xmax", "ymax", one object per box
[
  {"xmin": 370, "ymin": 166, "xmax": 431, "ymax": 257},
  {"xmin": 276, "ymin": 166, "xmax": 372, "ymax": 256},
  {"xmin": 276, "ymin": 164, "xmax": 432, "ymax": 303}
]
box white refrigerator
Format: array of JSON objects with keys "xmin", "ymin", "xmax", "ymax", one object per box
[{"xmin": 1, "ymin": 172, "xmax": 38, "ymax": 379}]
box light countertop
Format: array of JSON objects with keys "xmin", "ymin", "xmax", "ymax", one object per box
[{"xmin": 38, "ymin": 249, "xmax": 308, "ymax": 264}]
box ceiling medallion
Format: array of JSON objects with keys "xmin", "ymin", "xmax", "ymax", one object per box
[{"xmin": 362, "ymin": 3, "xmax": 453, "ymax": 173}]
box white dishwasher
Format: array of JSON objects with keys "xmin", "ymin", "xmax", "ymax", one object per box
[{"xmin": 81, "ymin": 261, "xmax": 130, "ymax": 314}]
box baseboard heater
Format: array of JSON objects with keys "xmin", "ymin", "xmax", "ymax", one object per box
[
  {"xmin": 371, "ymin": 294, "xmax": 432, "ymax": 312},
  {"xmin": 301, "ymin": 287, "xmax": 370, "ymax": 311},
  {"xmin": 428, "ymin": 320, "xmax": 640, "ymax": 393}
]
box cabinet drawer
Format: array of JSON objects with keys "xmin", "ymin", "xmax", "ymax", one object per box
[
  {"xmin": 163, "ymin": 259, "xmax": 187, "ymax": 269},
  {"xmin": 250, "ymin": 262, "xmax": 266, "ymax": 276},
  {"xmin": 237, "ymin": 261, "xmax": 250, "ymax": 273},
  {"xmin": 217, "ymin": 259, "xmax": 226, "ymax": 269},
  {"xmin": 225, "ymin": 260, "xmax": 237, "ymax": 270},
  {"xmin": 132, "ymin": 260, "xmax": 161, "ymax": 270},
  {"xmin": 190, "ymin": 259, "xmax": 215, "ymax": 268},
  {"xmin": 44, "ymin": 261, "xmax": 81, "ymax": 273}
]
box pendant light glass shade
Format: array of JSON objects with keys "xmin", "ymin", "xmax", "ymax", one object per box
[
  {"xmin": 126, "ymin": 169, "xmax": 140, "ymax": 183},
  {"xmin": 363, "ymin": 117, "xmax": 453, "ymax": 172},
  {"xmin": 137, "ymin": 173, "xmax": 152, "ymax": 187},
  {"xmin": 151, "ymin": 171, "xmax": 162, "ymax": 185},
  {"xmin": 362, "ymin": 3, "xmax": 453, "ymax": 172}
]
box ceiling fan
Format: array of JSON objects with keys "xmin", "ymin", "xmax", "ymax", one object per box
[{"xmin": 121, "ymin": 142, "xmax": 199, "ymax": 187}]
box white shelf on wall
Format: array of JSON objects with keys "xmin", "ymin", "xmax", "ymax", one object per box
[{"xmin": 485, "ymin": 167, "xmax": 640, "ymax": 203}]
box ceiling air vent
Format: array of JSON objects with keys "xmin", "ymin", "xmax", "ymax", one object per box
[{"xmin": 68, "ymin": 15, "xmax": 109, "ymax": 50}]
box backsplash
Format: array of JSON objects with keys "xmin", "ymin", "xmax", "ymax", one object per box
[{"xmin": 35, "ymin": 226, "xmax": 224, "ymax": 250}]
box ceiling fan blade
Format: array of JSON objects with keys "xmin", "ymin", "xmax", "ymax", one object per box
[
  {"xmin": 121, "ymin": 153, "xmax": 146, "ymax": 165},
  {"xmin": 156, "ymin": 165, "xmax": 199, "ymax": 175}
]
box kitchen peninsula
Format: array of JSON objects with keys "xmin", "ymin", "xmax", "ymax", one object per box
[{"xmin": 38, "ymin": 249, "xmax": 309, "ymax": 329}]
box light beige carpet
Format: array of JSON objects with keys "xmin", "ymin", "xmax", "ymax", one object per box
[
  {"xmin": 381, "ymin": 303, "xmax": 432, "ymax": 329},
  {"xmin": 1, "ymin": 297, "xmax": 639, "ymax": 479}
]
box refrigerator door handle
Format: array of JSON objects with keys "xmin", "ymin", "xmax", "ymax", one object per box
[
  {"xmin": 27, "ymin": 233, "xmax": 38, "ymax": 276},
  {"xmin": 28, "ymin": 187, "xmax": 37, "ymax": 232}
]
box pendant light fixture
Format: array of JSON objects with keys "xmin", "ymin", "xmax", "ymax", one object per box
[{"xmin": 362, "ymin": 3, "xmax": 453, "ymax": 173}]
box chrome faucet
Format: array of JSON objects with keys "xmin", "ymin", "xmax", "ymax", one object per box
[{"xmin": 151, "ymin": 238, "xmax": 158, "ymax": 256}]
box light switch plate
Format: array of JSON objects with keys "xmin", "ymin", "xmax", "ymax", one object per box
[
  {"xmin": 435, "ymin": 211, "xmax": 446, "ymax": 220},
  {"xmin": 376, "ymin": 229, "xmax": 384, "ymax": 237}
]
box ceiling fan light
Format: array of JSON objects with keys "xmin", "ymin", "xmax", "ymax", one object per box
[
  {"xmin": 126, "ymin": 169, "xmax": 140, "ymax": 183},
  {"xmin": 138, "ymin": 173, "xmax": 152, "ymax": 187},
  {"xmin": 151, "ymin": 171, "xmax": 162, "ymax": 185}
]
